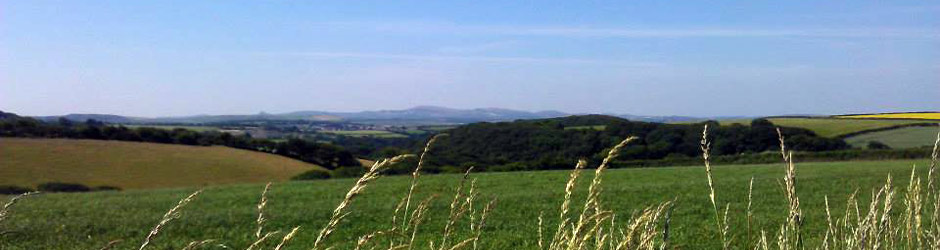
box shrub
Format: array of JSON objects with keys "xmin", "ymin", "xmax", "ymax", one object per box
[
  {"xmin": 867, "ymin": 140, "xmax": 891, "ymax": 150},
  {"xmin": 290, "ymin": 169, "xmax": 332, "ymax": 180},
  {"xmin": 37, "ymin": 182, "xmax": 91, "ymax": 192},
  {"xmin": 93, "ymin": 185, "xmax": 122, "ymax": 191},
  {"xmin": 333, "ymin": 166, "xmax": 366, "ymax": 178},
  {"xmin": 0, "ymin": 185, "xmax": 33, "ymax": 195}
]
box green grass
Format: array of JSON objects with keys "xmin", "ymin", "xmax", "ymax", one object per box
[
  {"xmin": 122, "ymin": 125, "xmax": 221, "ymax": 132},
  {"xmin": 419, "ymin": 125, "xmax": 458, "ymax": 132},
  {"xmin": 563, "ymin": 125, "xmax": 607, "ymax": 131},
  {"xmin": 0, "ymin": 159, "xmax": 930, "ymax": 249},
  {"xmin": 404, "ymin": 129, "xmax": 429, "ymax": 135},
  {"xmin": 321, "ymin": 130, "xmax": 408, "ymax": 138},
  {"xmin": 767, "ymin": 118, "xmax": 926, "ymax": 137},
  {"xmin": 678, "ymin": 117, "xmax": 928, "ymax": 137},
  {"xmin": 845, "ymin": 126, "xmax": 940, "ymax": 149},
  {"xmin": 0, "ymin": 138, "xmax": 323, "ymax": 190}
]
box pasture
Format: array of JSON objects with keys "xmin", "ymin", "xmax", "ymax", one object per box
[
  {"xmin": 564, "ymin": 125, "xmax": 607, "ymax": 131},
  {"xmin": 766, "ymin": 118, "xmax": 927, "ymax": 137},
  {"xmin": 321, "ymin": 130, "xmax": 409, "ymax": 138},
  {"xmin": 122, "ymin": 125, "xmax": 222, "ymax": 132},
  {"xmin": 676, "ymin": 117, "xmax": 926, "ymax": 137},
  {"xmin": 0, "ymin": 138, "xmax": 322, "ymax": 190},
  {"xmin": 844, "ymin": 126, "xmax": 940, "ymax": 149},
  {"xmin": 0, "ymin": 159, "xmax": 932, "ymax": 249}
]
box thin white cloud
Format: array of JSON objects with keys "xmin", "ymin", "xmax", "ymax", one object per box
[
  {"xmin": 258, "ymin": 51, "xmax": 662, "ymax": 67},
  {"xmin": 317, "ymin": 21, "xmax": 939, "ymax": 39},
  {"xmin": 437, "ymin": 40, "xmax": 520, "ymax": 54}
]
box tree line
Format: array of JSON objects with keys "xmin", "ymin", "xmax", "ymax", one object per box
[
  {"xmin": 0, "ymin": 111, "xmax": 360, "ymax": 169},
  {"xmin": 417, "ymin": 115, "xmax": 851, "ymax": 172}
]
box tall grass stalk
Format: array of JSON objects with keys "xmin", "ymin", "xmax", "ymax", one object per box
[
  {"xmin": 138, "ymin": 189, "xmax": 202, "ymax": 250},
  {"xmin": 0, "ymin": 191, "xmax": 39, "ymax": 225},
  {"xmin": 312, "ymin": 154, "xmax": 415, "ymax": 249},
  {"xmin": 254, "ymin": 182, "xmax": 272, "ymax": 239},
  {"xmin": 701, "ymin": 125, "xmax": 730, "ymax": 249}
]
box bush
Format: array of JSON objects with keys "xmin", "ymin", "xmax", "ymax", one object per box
[
  {"xmin": 93, "ymin": 185, "xmax": 122, "ymax": 191},
  {"xmin": 868, "ymin": 141, "xmax": 892, "ymax": 150},
  {"xmin": 0, "ymin": 185, "xmax": 34, "ymax": 195},
  {"xmin": 333, "ymin": 166, "xmax": 366, "ymax": 178},
  {"xmin": 37, "ymin": 182, "xmax": 91, "ymax": 192},
  {"xmin": 291, "ymin": 169, "xmax": 332, "ymax": 180}
]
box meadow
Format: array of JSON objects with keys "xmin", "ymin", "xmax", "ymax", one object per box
[
  {"xmin": 321, "ymin": 130, "xmax": 409, "ymax": 138},
  {"xmin": 765, "ymin": 118, "xmax": 927, "ymax": 138},
  {"xmin": 0, "ymin": 158, "xmax": 932, "ymax": 249},
  {"xmin": 122, "ymin": 125, "xmax": 222, "ymax": 132},
  {"xmin": 564, "ymin": 125, "xmax": 608, "ymax": 131},
  {"xmin": 676, "ymin": 117, "xmax": 926, "ymax": 138},
  {"xmin": 0, "ymin": 138, "xmax": 321, "ymax": 189},
  {"xmin": 845, "ymin": 126, "xmax": 940, "ymax": 149}
]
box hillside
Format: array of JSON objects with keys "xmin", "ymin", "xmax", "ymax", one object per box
[
  {"xmin": 845, "ymin": 126, "xmax": 940, "ymax": 149},
  {"xmin": 1, "ymin": 159, "xmax": 930, "ymax": 249},
  {"xmin": 767, "ymin": 118, "xmax": 931, "ymax": 137},
  {"xmin": 0, "ymin": 138, "xmax": 324, "ymax": 189}
]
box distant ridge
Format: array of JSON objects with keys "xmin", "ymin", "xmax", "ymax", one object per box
[{"xmin": 23, "ymin": 106, "xmax": 742, "ymax": 125}]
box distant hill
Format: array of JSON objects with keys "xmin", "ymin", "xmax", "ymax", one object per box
[
  {"xmin": 0, "ymin": 110, "xmax": 21, "ymax": 119},
  {"xmin": 34, "ymin": 113, "xmax": 144, "ymax": 123},
  {"xmin": 0, "ymin": 138, "xmax": 324, "ymax": 189},
  {"xmin": 21, "ymin": 106, "xmax": 740, "ymax": 125}
]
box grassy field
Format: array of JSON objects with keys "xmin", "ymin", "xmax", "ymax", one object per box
[
  {"xmin": 675, "ymin": 117, "xmax": 927, "ymax": 137},
  {"xmin": 844, "ymin": 126, "xmax": 940, "ymax": 149},
  {"xmin": 122, "ymin": 125, "xmax": 221, "ymax": 132},
  {"xmin": 563, "ymin": 125, "xmax": 607, "ymax": 131},
  {"xmin": 0, "ymin": 159, "xmax": 931, "ymax": 249},
  {"xmin": 838, "ymin": 112, "xmax": 940, "ymax": 120},
  {"xmin": 321, "ymin": 130, "xmax": 408, "ymax": 138},
  {"xmin": 0, "ymin": 138, "xmax": 323, "ymax": 190},
  {"xmin": 767, "ymin": 118, "xmax": 928, "ymax": 137}
]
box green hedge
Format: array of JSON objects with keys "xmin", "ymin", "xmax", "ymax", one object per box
[{"xmin": 291, "ymin": 169, "xmax": 332, "ymax": 180}]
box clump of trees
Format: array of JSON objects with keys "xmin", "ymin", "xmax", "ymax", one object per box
[
  {"xmin": 0, "ymin": 185, "xmax": 33, "ymax": 195},
  {"xmin": 867, "ymin": 141, "xmax": 891, "ymax": 150},
  {"xmin": 290, "ymin": 169, "xmax": 333, "ymax": 180},
  {"xmin": 0, "ymin": 182, "xmax": 122, "ymax": 194},
  {"xmin": 0, "ymin": 112, "xmax": 360, "ymax": 169},
  {"xmin": 37, "ymin": 182, "xmax": 91, "ymax": 192},
  {"xmin": 420, "ymin": 115, "xmax": 851, "ymax": 171}
]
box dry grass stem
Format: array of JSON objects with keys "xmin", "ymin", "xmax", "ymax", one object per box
[
  {"xmin": 701, "ymin": 125, "xmax": 730, "ymax": 249},
  {"xmin": 138, "ymin": 189, "xmax": 202, "ymax": 250},
  {"xmin": 255, "ymin": 182, "xmax": 272, "ymax": 239},
  {"xmin": 0, "ymin": 191, "xmax": 39, "ymax": 224},
  {"xmin": 273, "ymin": 226, "xmax": 300, "ymax": 250},
  {"xmin": 312, "ymin": 154, "xmax": 415, "ymax": 249}
]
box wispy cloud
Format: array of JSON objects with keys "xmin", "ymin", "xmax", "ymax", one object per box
[
  {"xmin": 436, "ymin": 40, "xmax": 520, "ymax": 54},
  {"xmin": 258, "ymin": 51, "xmax": 662, "ymax": 67},
  {"xmin": 317, "ymin": 21, "xmax": 939, "ymax": 39}
]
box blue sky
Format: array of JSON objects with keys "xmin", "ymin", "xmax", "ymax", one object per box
[{"xmin": 1, "ymin": 1, "xmax": 937, "ymax": 117}]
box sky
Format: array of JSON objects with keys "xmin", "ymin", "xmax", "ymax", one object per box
[{"xmin": 1, "ymin": 1, "xmax": 938, "ymax": 117}]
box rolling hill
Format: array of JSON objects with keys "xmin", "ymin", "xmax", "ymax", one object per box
[
  {"xmin": 844, "ymin": 126, "xmax": 940, "ymax": 149},
  {"xmin": 766, "ymin": 117, "xmax": 929, "ymax": 137},
  {"xmin": 0, "ymin": 138, "xmax": 324, "ymax": 189}
]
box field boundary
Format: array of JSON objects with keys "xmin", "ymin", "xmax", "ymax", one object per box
[{"xmin": 835, "ymin": 122, "xmax": 939, "ymax": 139}]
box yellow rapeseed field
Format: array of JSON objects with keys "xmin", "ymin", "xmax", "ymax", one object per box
[{"xmin": 837, "ymin": 112, "xmax": 940, "ymax": 120}]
